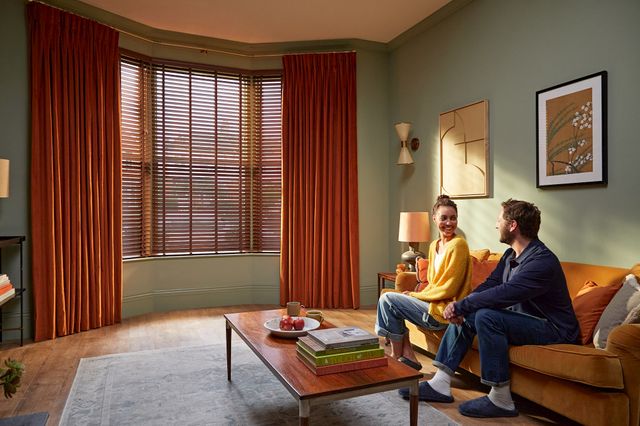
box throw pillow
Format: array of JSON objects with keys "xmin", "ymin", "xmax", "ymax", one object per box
[
  {"xmin": 471, "ymin": 258, "xmax": 498, "ymax": 289},
  {"xmin": 415, "ymin": 257, "xmax": 429, "ymax": 291},
  {"xmin": 572, "ymin": 280, "xmax": 622, "ymax": 345},
  {"xmin": 593, "ymin": 274, "xmax": 640, "ymax": 348},
  {"xmin": 623, "ymin": 302, "xmax": 640, "ymax": 325},
  {"xmin": 470, "ymin": 249, "xmax": 491, "ymax": 262}
]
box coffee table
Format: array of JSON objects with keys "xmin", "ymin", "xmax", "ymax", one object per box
[{"xmin": 225, "ymin": 309, "xmax": 422, "ymax": 425}]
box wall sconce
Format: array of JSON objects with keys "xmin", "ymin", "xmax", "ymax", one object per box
[
  {"xmin": 395, "ymin": 122, "xmax": 420, "ymax": 165},
  {"xmin": 0, "ymin": 159, "xmax": 9, "ymax": 198}
]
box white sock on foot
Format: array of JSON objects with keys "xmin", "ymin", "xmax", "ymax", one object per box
[
  {"xmin": 488, "ymin": 384, "xmax": 515, "ymax": 410},
  {"xmin": 427, "ymin": 369, "xmax": 452, "ymax": 396}
]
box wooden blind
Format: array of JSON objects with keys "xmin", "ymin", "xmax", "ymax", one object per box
[{"xmin": 120, "ymin": 55, "xmax": 282, "ymax": 258}]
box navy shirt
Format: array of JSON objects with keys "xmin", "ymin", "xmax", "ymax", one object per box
[{"xmin": 454, "ymin": 239, "xmax": 580, "ymax": 344}]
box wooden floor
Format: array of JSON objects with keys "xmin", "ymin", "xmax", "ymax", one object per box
[{"xmin": 0, "ymin": 305, "xmax": 578, "ymax": 425}]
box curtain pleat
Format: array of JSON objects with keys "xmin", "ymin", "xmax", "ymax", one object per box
[
  {"xmin": 280, "ymin": 53, "xmax": 360, "ymax": 309},
  {"xmin": 28, "ymin": 3, "xmax": 122, "ymax": 341}
]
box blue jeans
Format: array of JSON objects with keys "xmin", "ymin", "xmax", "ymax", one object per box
[
  {"xmin": 375, "ymin": 292, "xmax": 447, "ymax": 342},
  {"xmin": 434, "ymin": 308, "xmax": 564, "ymax": 386}
]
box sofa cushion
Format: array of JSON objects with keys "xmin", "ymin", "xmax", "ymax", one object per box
[
  {"xmin": 508, "ymin": 344, "xmax": 624, "ymax": 389},
  {"xmin": 470, "ymin": 249, "xmax": 490, "ymax": 261},
  {"xmin": 471, "ymin": 258, "xmax": 498, "ymax": 289},
  {"xmin": 415, "ymin": 257, "xmax": 429, "ymax": 291},
  {"xmin": 593, "ymin": 274, "xmax": 640, "ymax": 349},
  {"xmin": 631, "ymin": 263, "xmax": 640, "ymax": 279},
  {"xmin": 573, "ymin": 280, "xmax": 622, "ymax": 344}
]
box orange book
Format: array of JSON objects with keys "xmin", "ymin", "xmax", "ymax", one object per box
[{"xmin": 0, "ymin": 282, "xmax": 13, "ymax": 295}]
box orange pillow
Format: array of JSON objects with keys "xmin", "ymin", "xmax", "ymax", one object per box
[
  {"xmin": 415, "ymin": 257, "xmax": 429, "ymax": 291},
  {"xmin": 572, "ymin": 281, "xmax": 622, "ymax": 345},
  {"xmin": 470, "ymin": 249, "xmax": 491, "ymax": 262},
  {"xmin": 471, "ymin": 258, "xmax": 499, "ymax": 289}
]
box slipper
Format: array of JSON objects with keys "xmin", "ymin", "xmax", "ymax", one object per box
[
  {"xmin": 458, "ymin": 396, "xmax": 519, "ymax": 418},
  {"xmin": 398, "ymin": 381, "xmax": 454, "ymax": 403},
  {"xmin": 398, "ymin": 356, "xmax": 422, "ymax": 371}
]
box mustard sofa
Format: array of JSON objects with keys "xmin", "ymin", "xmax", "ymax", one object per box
[{"xmin": 392, "ymin": 255, "xmax": 640, "ymax": 426}]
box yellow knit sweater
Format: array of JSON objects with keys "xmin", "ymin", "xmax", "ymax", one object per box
[{"xmin": 409, "ymin": 235, "xmax": 472, "ymax": 323}]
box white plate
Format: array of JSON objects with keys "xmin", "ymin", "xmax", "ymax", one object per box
[{"xmin": 264, "ymin": 317, "xmax": 320, "ymax": 338}]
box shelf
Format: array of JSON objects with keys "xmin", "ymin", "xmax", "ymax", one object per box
[{"xmin": 0, "ymin": 236, "xmax": 26, "ymax": 346}]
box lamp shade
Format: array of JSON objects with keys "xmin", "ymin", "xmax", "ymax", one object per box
[
  {"xmin": 397, "ymin": 145, "xmax": 414, "ymax": 165},
  {"xmin": 0, "ymin": 159, "xmax": 9, "ymax": 198},
  {"xmin": 398, "ymin": 212, "xmax": 430, "ymax": 243},
  {"xmin": 395, "ymin": 122, "xmax": 411, "ymax": 141}
]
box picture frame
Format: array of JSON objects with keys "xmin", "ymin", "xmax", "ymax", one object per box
[
  {"xmin": 439, "ymin": 100, "xmax": 489, "ymax": 198},
  {"xmin": 536, "ymin": 71, "xmax": 607, "ymax": 188}
]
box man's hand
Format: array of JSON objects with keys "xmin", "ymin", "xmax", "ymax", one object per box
[
  {"xmin": 443, "ymin": 302, "xmax": 464, "ymax": 325},
  {"xmin": 402, "ymin": 291, "xmax": 411, "ymax": 295}
]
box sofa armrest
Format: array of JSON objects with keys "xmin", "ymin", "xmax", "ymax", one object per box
[
  {"xmin": 395, "ymin": 272, "xmax": 418, "ymax": 292},
  {"xmin": 606, "ymin": 324, "xmax": 640, "ymax": 426}
]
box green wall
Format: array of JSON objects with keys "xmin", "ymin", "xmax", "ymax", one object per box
[
  {"xmin": 0, "ymin": 0, "xmax": 31, "ymax": 340},
  {"xmin": 388, "ymin": 0, "xmax": 640, "ymax": 268}
]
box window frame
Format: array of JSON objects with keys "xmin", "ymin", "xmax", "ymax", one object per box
[{"xmin": 120, "ymin": 50, "xmax": 282, "ymax": 259}]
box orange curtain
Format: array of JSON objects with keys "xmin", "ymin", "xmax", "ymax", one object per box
[
  {"xmin": 280, "ymin": 53, "xmax": 360, "ymax": 309},
  {"xmin": 28, "ymin": 3, "xmax": 122, "ymax": 341}
]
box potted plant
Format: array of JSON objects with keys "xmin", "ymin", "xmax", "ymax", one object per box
[{"xmin": 1, "ymin": 359, "xmax": 24, "ymax": 398}]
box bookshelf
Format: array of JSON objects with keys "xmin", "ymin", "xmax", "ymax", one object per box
[{"xmin": 0, "ymin": 236, "xmax": 26, "ymax": 346}]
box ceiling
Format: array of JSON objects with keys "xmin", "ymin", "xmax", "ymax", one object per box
[{"xmin": 78, "ymin": 0, "xmax": 452, "ymax": 44}]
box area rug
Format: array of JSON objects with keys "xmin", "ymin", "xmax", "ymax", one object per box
[
  {"xmin": 0, "ymin": 412, "xmax": 48, "ymax": 426},
  {"xmin": 60, "ymin": 344, "xmax": 459, "ymax": 426}
]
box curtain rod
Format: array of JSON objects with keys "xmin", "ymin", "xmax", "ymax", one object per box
[{"xmin": 28, "ymin": 0, "xmax": 357, "ymax": 58}]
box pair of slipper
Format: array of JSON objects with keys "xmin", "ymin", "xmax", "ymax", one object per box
[{"xmin": 398, "ymin": 382, "xmax": 519, "ymax": 418}]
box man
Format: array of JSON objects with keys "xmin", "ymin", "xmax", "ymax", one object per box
[{"xmin": 399, "ymin": 199, "xmax": 580, "ymax": 418}]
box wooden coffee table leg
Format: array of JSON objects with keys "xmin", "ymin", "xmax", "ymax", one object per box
[
  {"xmin": 299, "ymin": 400, "xmax": 310, "ymax": 426},
  {"xmin": 226, "ymin": 320, "xmax": 232, "ymax": 381},
  {"xmin": 410, "ymin": 380, "xmax": 418, "ymax": 426}
]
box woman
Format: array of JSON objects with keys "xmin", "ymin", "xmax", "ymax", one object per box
[{"xmin": 375, "ymin": 195, "xmax": 473, "ymax": 370}]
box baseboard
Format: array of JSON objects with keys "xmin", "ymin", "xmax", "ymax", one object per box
[
  {"xmin": 123, "ymin": 283, "xmax": 378, "ymax": 317},
  {"xmin": 122, "ymin": 284, "xmax": 279, "ymax": 318}
]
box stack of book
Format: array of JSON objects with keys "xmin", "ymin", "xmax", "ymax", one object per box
[
  {"xmin": 0, "ymin": 274, "xmax": 15, "ymax": 304},
  {"xmin": 296, "ymin": 326, "xmax": 387, "ymax": 375}
]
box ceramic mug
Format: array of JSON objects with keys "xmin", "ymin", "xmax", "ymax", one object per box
[
  {"xmin": 306, "ymin": 310, "xmax": 323, "ymax": 323},
  {"xmin": 286, "ymin": 301, "xmax": 301, "ymax": 316}
]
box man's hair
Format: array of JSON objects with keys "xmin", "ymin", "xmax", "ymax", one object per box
[
  {"xmin": 432, "ymin": 194, "xmax": 457, "ymax": 216},
  {"xmin": 501, "ymin": 199, "xmax": 541, "ymax": 240}
]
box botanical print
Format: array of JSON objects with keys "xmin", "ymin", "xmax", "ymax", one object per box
[{"xmin": 545, "ymin": 88, "xmax": 593, "ymax": 176}]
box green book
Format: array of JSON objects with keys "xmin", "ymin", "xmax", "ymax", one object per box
[
  {"xmin": 296, "ymin": 341, "xmax": 385, "ymax": 366},
  {"xmin": 297, "ymin": 335, "xmax": 380, "ymax": 356}
]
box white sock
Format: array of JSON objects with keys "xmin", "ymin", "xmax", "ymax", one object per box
[
  {"xmin": 427, "ymin": 369, "xmax": 452, "ymax": 396},
  {"xmin": 488, "ymin": 384, "xmax": 515, "ymax": 410}
]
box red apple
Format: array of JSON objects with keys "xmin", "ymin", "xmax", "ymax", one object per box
[
  {"xmin": 293, "ymin": 317, "xmax": 305, "ymax": 331},
  {"xmin": 279, "ymin": 316, "xmax": 293, "ymax": 331}
]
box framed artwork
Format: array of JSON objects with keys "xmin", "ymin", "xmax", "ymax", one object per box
[
  {"xmin": 536, "ymin": 71, "xmax": 607, "ymax": 187},
  {"xmin": 439, "ymin": 100, "xmax": 489, "ymax": 198}
]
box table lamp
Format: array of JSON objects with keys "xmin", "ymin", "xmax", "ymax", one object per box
[{"xmin": 398, "ymin": 211, "xmax": 430, "ymax": 271}]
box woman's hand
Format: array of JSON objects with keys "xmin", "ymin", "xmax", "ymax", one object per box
[{"xmin": 402, "ymin": 291, "xmax": 412, "ymax": 295}]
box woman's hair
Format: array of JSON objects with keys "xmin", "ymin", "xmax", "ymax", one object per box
[{"xmin": 432, "ymin": 194, "xmax": 457, "ymax": 216}]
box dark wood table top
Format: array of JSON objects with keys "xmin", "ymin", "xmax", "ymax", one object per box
[{"xmin": 224, "ymin": 309, "xmax": 422, "ymax": 400}]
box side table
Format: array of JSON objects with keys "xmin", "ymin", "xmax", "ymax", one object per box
[{"xmin": 377, "ymin": 272, "xmax": 397, "ymax": 298}]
